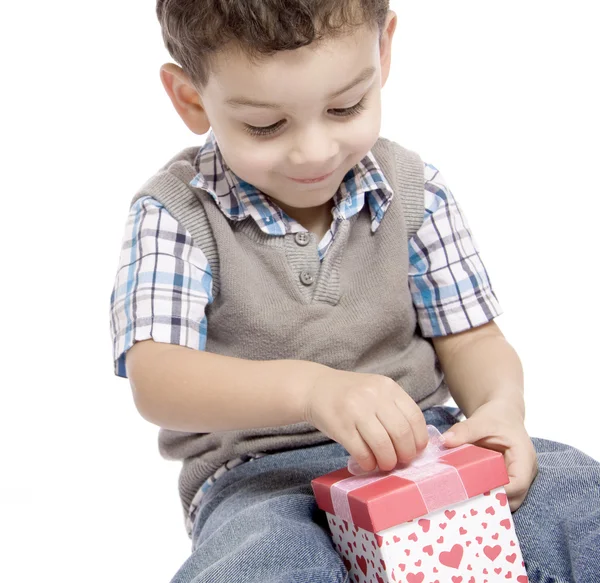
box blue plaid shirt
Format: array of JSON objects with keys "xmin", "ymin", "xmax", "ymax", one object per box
[{"xmin": 109, "ymin": 130, "xmax": 502, "ymax": 534}]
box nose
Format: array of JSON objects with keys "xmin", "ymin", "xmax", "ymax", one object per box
[{"xmin": 288, "ymin": 123, "xmax": 339, "ymax": 172}]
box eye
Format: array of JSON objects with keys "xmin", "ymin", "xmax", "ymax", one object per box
[
  {"xmin": 242, "ymin": 96, "xmax": 368, "ymax": 138},
  {"xmin": 329, "ymin": 97, "xmax": 368, "ymax": 118}
]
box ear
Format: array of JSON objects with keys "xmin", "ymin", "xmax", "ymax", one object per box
[
  {"xmin": 379, "ymin": 10, "xmax": 398, "ymax": 89},
  {"xmin": 159, "ymin": 63, "xmax": 211, "ymax": 135}
]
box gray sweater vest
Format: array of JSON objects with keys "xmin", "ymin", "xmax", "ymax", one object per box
[{"xmin": 131, "ymin": 136, "xmax": 449, "ymax": 519}]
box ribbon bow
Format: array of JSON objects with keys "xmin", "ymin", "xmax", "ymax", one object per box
[{"xmin": 331, "ymin": 425, "xmax": 471, "ymax": 526}]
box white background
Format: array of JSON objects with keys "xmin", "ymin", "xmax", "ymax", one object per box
[{"xmin": 1, "ymin": 1, "xmax": 598, "ymax": 581}]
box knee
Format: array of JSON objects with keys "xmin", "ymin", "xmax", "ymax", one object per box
[{"xmin": 532, "ymin": 437, "xmax": 599, "ymax": 467}]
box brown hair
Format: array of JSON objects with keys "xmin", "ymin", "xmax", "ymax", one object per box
[{"xmin": 156, "ymin": 0, "xmax": 390, "ymax": 91}]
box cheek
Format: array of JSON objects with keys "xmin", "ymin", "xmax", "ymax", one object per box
[
  {"xmin": 219, "ymin": 142, "xmax": 280, "ymax": 181},
  {"xmin": 349, "ymin": 106, "xmax": 382, "ymax": 153}
]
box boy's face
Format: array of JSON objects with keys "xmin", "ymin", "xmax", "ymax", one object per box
[{"xmin": 161, "ymin": 11, "xmax": 397, "ymax": 213}]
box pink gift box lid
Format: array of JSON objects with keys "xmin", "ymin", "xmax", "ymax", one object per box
[{"xmin": 312, "ymin": 440, "xmax": 509, "ymax": 534}]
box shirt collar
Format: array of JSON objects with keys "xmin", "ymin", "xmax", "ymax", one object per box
[{"xmin": 190, "ymin": 129, "xmax": 394, "ymax": 235}]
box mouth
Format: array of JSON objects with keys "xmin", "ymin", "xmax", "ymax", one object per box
[{"xmin": 288, "ymin": 169, "xmax": 335, "ymax": 184}]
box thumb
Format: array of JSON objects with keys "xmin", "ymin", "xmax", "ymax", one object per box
[{"xmin": 441, "ymin": 418, "xmax": 485, "ymax": 448}]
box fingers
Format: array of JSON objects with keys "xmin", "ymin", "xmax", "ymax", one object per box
[
  {"xmin": 377, "ymin": 401, "xmax": 428, "ymax": 466},
  {"xmin": 441, "ymin": 409, "xmax": 495, "ymax": 448},
  {"xmin": 440, "ymin": 407, "xmax": 539, "ymax": 513},
  {"xmin": 441, "ymin": 419, "xmax": 475, "ymax": 448},
  {"xmin": 343, "ymin": 430, "xmax": 378, "ymax": 473},
  {"xmin": 394, "ymin": 391, "xmax": 429, "ymax": 453},
  {"xmin": 355, "ymin": 418, "xmax": 397, "ymax": 471},
  {"xmin": 354, "ymin": 392, "xmax": 428, "ymax": 472},
  {"xmin": 312, "ymin": 372, "xmax": 429, "ymax": 473},
  {"xmin": 503, "ymin": 438, "xmax": 538, "ymax": 512}
]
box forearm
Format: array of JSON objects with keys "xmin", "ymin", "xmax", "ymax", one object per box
[
  {"xmin": 434, "ymin": 324, "xmax": 525, "ymax": 419},
  {"xmin": 126, "ymin": 340, "xmax": 326, "ymax": 433}
]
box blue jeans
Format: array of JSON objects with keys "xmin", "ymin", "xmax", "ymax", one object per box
[{"xmin": 170, "ymin": 407, "xmax": 600, "ymax": 583}]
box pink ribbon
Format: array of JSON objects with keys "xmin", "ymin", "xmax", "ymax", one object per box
[{"xmin": 331, "ymin": 426, "xmax": 471, "ymax": 526}]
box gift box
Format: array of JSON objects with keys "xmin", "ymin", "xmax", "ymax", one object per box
[{"xmin": 312, "ymin": 426, "xmax": 529, "ymax": 583}]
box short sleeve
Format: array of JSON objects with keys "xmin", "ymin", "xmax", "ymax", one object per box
[
  {"xmin": 408, "ymin": 163, "xmax": 503, "ymax": 337},
  {"xmin": 109, "ymin": 196, "xmax": 213, "ymax": 378}
]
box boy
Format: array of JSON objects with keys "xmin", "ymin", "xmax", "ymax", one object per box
[{"xmin": 110, "ymin": 1, "xmax": 600, "ymax": 581}]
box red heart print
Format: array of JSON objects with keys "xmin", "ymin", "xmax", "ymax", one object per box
[
  {"xmin": 510, "ymin": 541, "xmax": 516, "ymax": 546},
  {"xmin": 483, "ymin": 568, "xmax": 488, "ymax": 574},
  {"xmin": 433, "ymin": 567, "xmax": 439, "ymax": 573},
  {"xmin": 440, "ymin": 523, "xmax": 447, "ymax": 530},
  {"xmin": 445, "ymin": 510, "xmax": 456, "ymax": 520},
  {"xmin": 476, "ymin": 537, "xmax": 483, "ymax": 544},
  {"xmin": 371, "ymin": 541, "xmax": 376, "ymax": 549},
  {"xmin": 342, "ymin": 520, "xmax": 349, "ymax": 531},
  {"xmin": 423, "ymin": 545, "xmax": 434, "ymax": 556},
  {"xmin": 495, "ymin": 567, "xmax": 502, "ymax": 574},
  {"xmin": 356, "ymin": 555, "xmax": 368, "ymax": 575},
  {"xmin": 505, "ymin": 572, "xmax": 512, "ymax": 579},
  {"xmin": 415, "ymin": 560, "xmax": 422, "ymax": 567},
  {"xmin": 418, "ymin": 518, "xmax": 430, "ymax": 532},
  {"xmin": 463, "ymin": 514, "xmax": 467, "ymax": 519},
  {"xmin": 466, "ymin": 541, "xmax": 472, "ymax": 547},
  {"xmin": 467, "ymin": 564, "xmax": 472, "ymax": 570},
  {"xmin": 439, "ymin": 544, "xmax": 464, "ymax": 569},
  {"xmin": 437, "ymin": 536, "xmax": 444, "ymax": 543},
  {"xmin": 476, "ymin": 553, "xmax": 480, "ymax": 557},
  {"xmin": 470, "ymin": 509, "xmax": 478, "ymax": 516},
  {"xmin": 492, "ymin": 534, "xmax": 499, "ymax": 540},
  {"xmin": 482, "ymin": 522, "xmax": 488, "ymax": 529},
  {"xmin": 469, "ymin": 578, "xmax": 475, "ymax": 583},
  {"xmin": 380, "ymin": 559, "xmax": 387, "ymax": 570},
  {"xmin": 452, "ymin": 577, "xmax": 463, "ymax": 583},
  {"xmin": 376, "ymin": 574, "xmax": 384, "ymax": 583},
  {"xmin": 484, "ymin": 545, "xmax": 502, "ymax": 561},
  {"xmin": 496, "ymin": 493, "xmax": 508, "ymax": 506},
  {"xmin": 506, "ymin": 554, "xmax": 516, "ymax": 564},
  {"xmin": 517, "ymin": 577, "xmax": 528, "ymax": 582},
  {"xmin": 375, "ymin": 534, "xmax": 384, "ymax": 547},
  {"xmin": 500, "ymin": 519, "xmax": 511, "ymax": 530},
  {"xmin": 406, "ymin": 572, "xmax": 424, "ymax": 583},
  {"xmin": 343, "ymin": 557, "xmax": 352, "ymax": 571},
  {"xmin": 392, "ymin": 571, "xmax": 397, "ymax": 582},
  {"xmin": 484, "ymin": 491, "xmax": 491, "ymax": 496},
  {"xmin": 486, "ymin": 506, "xmax": 496, "ymax": 516},
  {"xmin": 459, "ymin": 527, "xmax": 467, "ymax": 535},
  {"xmin": 393, "ymin": 535, "xmax": 401, "ymax": 543},
  {"xmin": 405, "ymin": 549, "xmax": 411, "ymax": 556},
  {"xmin": 362, "ymin": 543, "xmax": 367, "ymax": 551},
  {"xmin": 409, "ymin": 533, "xmax": 418, "ymax": 542},
  {"xmin": 398, "ymin": 563, "xmax": 406, "ymax": 571}
]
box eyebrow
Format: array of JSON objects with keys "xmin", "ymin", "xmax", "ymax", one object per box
[{"xmin": 225, "ymin": 65, "xmax": 376, "ymax": 109}]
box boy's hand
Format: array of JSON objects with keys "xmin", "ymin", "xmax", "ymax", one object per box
[
  {"xmin": 302, "ymin": 368, "xmax": 429, "ymax": 472},
  {"xmin": 441, "ymin": 399, "xmax": 538, "ymax": 512}
]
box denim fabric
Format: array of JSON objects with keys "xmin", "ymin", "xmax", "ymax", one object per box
[{"xmin": 170, "ymin": 407, "xmax": 600, "ymax": 583}]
